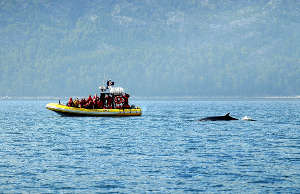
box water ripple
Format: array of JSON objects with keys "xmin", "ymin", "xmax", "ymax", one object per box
[{"xmin": 0, "ymin": 100, "xmax": 300, "ymax": 192}]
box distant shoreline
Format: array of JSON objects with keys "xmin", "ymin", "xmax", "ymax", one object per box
[{"xmin": 1, "ymin": 96, "xmax": 300, "ymax": 101}]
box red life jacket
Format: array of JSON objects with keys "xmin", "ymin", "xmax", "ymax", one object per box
[{"xmin": 88, "ymin": 95, "xmax": 92, "ymax": 102}]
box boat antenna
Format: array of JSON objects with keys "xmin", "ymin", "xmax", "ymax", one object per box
[{"xmin": 103, "ymin": 72, "xmax": 107, "ymax": 85}]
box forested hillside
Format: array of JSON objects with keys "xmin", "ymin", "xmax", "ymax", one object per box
[{"xmin": 0, "ymin": 0, "xmax": 299, "ymax": 97}]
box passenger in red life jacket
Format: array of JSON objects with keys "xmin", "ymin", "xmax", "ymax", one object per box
[
  {"xmin": 67, "ymin": 97, "xmax": 74, "ymax": 107},
  {"xmin": 96, "ymin": 96, "xmax": 100, "ymax": 107},
  {"xmin": 92, "ymin": 94, "xmax": 98, "ymax": 109},
  {"xmin": 106, "ymin": 95, "xmax": 113, "ymax": 109},
  {"xmin": 97, "ymin": 100, "xmax": 103, "ymax": 109},
  {"xmin": 93, "ymin": 98, "xmax": 98, "ymax": 109},
  {"xmin": 88, "ymin": 95, "xmax": 93, "ymax": 103},
  {"xmin": 79, "ymin": 98, "xmax": 85, "ymax": 108},
  {"xmin": 89, "ymin": 100, "xmax": 94, "ymax": 109},
  {"xmin": 100, "ymin": 93, "xmax": 105, "ymax": 108},
  {"xmin": 122, "ymin": 93, "xmax": 130, "ymax": 109},
  {"xmin": 93, "ymin": 94, "xmax": 98, "ymax": 100}
]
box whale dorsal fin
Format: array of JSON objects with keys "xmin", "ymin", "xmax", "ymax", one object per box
[{"xmin": 225, "ymin": 113, "xmax": 230, "ymax": 117}]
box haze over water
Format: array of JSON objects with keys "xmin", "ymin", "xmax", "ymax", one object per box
[
  {"xmin": 1, "ymin": 99, "xmax": 299, "ymax": 193},
  {"xmin": 1, "ymin": 0, "xmax": 300, "ymax": 97}
]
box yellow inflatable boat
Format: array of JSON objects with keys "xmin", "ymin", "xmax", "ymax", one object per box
[
  {"xmin": 46, "ymin": 80, "xmax": 142, "ymax": 117},
  {"xmin": 46, "ymin": 103, "xmax": 142, "ymax": 117}
]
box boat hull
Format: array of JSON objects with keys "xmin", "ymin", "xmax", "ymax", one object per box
[{"xmin": 46, "ymin": 103, "xmax": 142, "ymax": 116}]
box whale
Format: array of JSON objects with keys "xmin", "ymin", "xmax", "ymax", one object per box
[{"xmin": 199, "ymin": 113, "xmax": 238, "ymax": 121}]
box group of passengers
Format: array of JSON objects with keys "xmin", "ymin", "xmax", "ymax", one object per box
[{"xmin": 66, "ymin": 93, "xmax": 130, "ymax": 109}]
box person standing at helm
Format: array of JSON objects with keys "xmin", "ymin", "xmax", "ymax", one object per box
[{"xmin": 106, "ymin": 80, "xmax": 114, "ymax": 89}]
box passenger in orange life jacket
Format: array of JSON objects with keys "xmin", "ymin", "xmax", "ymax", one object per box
[{"xmin": 74, "ymin": 98, "xmax": 80, "ymax": 108}]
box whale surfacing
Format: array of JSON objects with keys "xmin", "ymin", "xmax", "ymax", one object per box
[{"xmin": 199, "ymin": 113, "xmax": 238, "ymax": 121}]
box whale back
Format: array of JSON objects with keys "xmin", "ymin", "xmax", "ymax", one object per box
[{"xmin": 199, "ymin": 113, "xmax": 238, "ymax": 121}]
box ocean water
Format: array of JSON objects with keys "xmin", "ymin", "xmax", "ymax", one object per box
[{"xmin": 0, "ymin": 99, "xmax": 300, "ymax": 193}]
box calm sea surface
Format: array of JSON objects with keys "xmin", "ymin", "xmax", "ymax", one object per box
[{"xmin": 0, "ymin": 99, "xmax": 300, "ymax": 193}]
